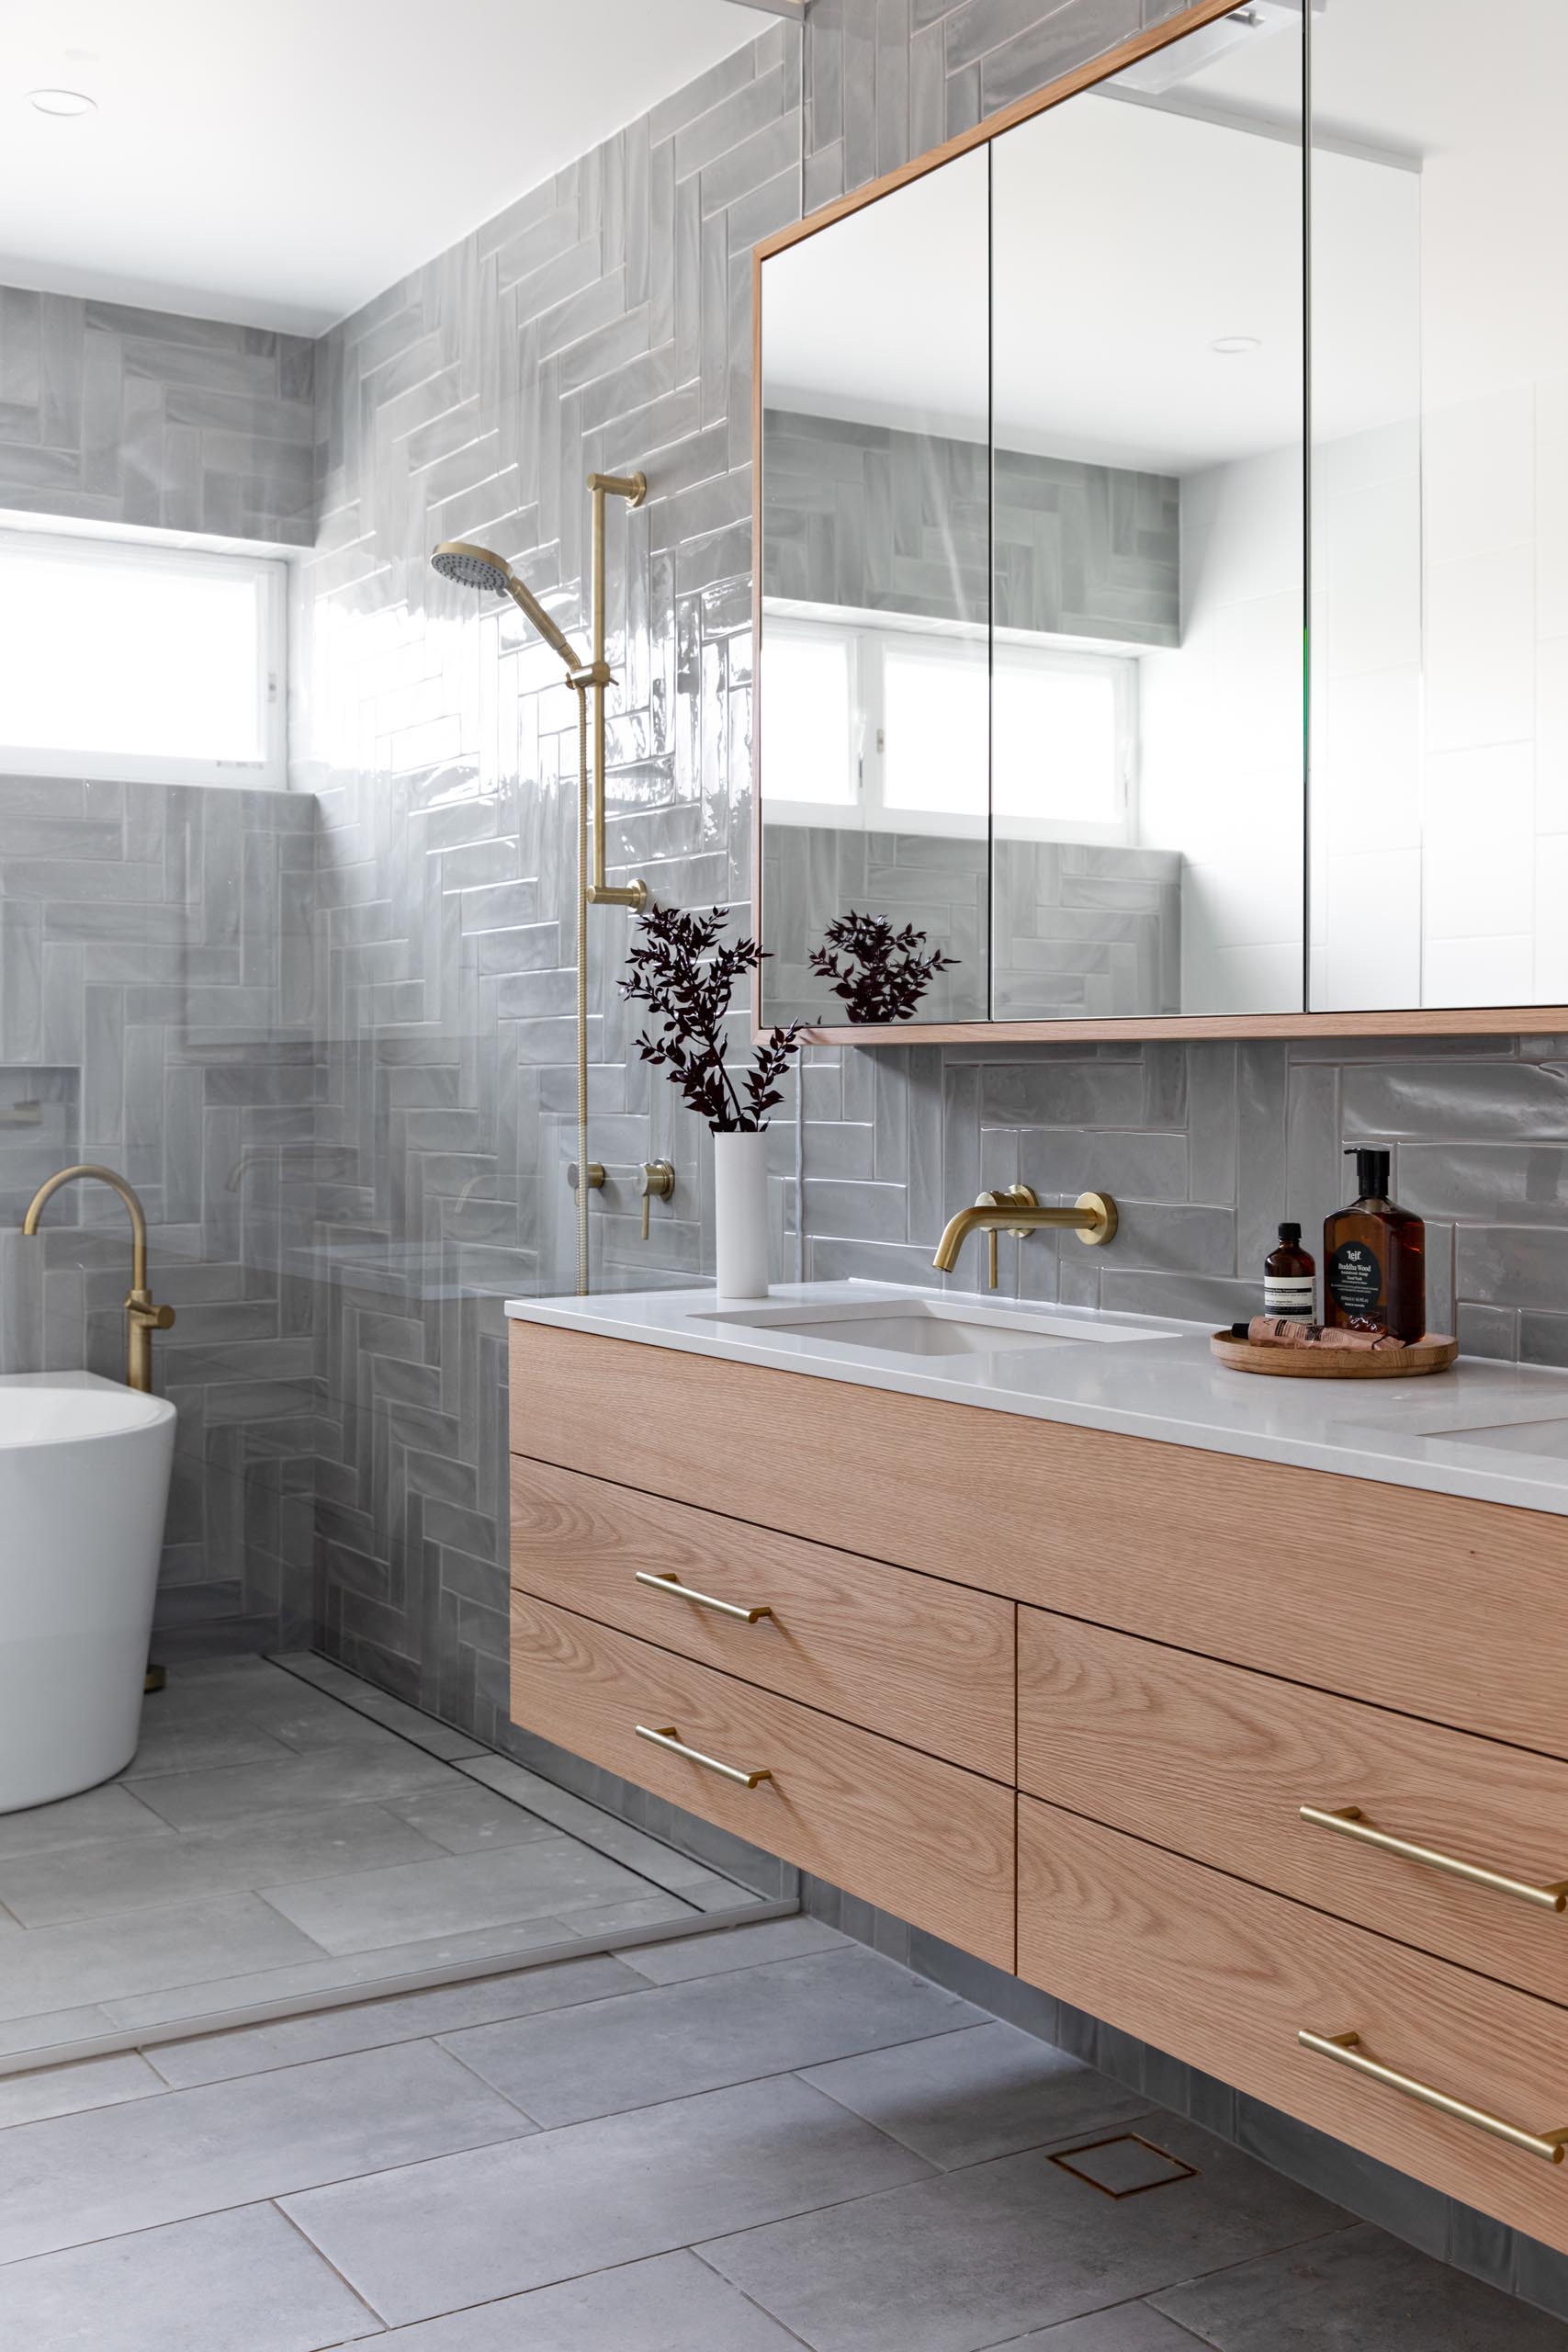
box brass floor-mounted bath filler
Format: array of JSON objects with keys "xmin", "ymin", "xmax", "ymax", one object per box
[
  {"xmin": 432, "ymin": 470, "xmax": 648, "ymax": 1296},
  {"xmin": 22, "ymin": 1164, "xmax": 176, "ymax": 1394}
]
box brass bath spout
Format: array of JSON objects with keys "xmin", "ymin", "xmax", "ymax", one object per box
[
  {"xmin": 22, "ymin": 1165, "xmax": 175, "ymax": 1394},
  {"xmin": 932, "ymin": 1184, "xmax": 1118, "ymax": 1289}
]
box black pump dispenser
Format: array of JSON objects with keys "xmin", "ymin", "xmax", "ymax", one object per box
[
  {"xmin": 1348, "ymin": 1147, "xmax": 1392, "ymax": 1202},
  {"xmin": 1325, "ymin": 1146, "xmax": 1424, "ymax": 1340}
]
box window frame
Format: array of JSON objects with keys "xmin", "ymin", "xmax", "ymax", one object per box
[
  {"xmin": 0, "ymin": 528, "xmax": 288, "ymax": 792},
  {"xmin": 761, "ymin": 595, "xmax": 1138, "ymax": 844}
]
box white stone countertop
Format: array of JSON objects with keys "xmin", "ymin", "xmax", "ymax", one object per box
[{"xmin": 505, "ymin": 1279, "xmax": 1568, "ymax": 1520}]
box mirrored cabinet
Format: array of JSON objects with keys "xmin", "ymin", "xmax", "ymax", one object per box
[{"xmin": 753, "ymin": 0, "xmax": 1568, "ymax": 1037}]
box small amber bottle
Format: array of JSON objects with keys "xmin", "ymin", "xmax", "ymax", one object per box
[
  {"xmin": 1323, "ymin": 1147, "xmax": 1426, "ymax": 1341},
  {"xmin": 1264, "ymin": 1222, "xmax": 1315, "ymax": 1321}
]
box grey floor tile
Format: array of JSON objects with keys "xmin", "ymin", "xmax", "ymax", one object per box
[
  {"xmin": 123, "ymin": 1718, "xmax": 299, "ymax": 1777},
  {"xmin": 285, "ymin": 2074, "xmax": 934, "ymax": 2326},
  {"xmin": 148, "ymin": 1952, "xmax": 645, "ymax": 2088},
  {"xmin": 0, "ymin": 1781, "xmax": 171, "ymax": 1862},
  {"xmin": 1152, "ymin": 2219, "xmax": 1568, "ymax": 2348},
  {"xmin": 1006, "ymin": 2306, "xmax": 1210, "ymax": 2348},
  {"xmin": 0, "ymin": 2199, "xmax": 381, "ymax": 2351},
  {"xmin": 801, "ymin": 2020, "xmax": 1152, "ymax": 2170},
  {"xmin": 259, "ymin": 1835, "xmax": 659, "ymax": 1955},
  {"xmin": 380, "ymin": 1781, "xmax": 560, "ymax": 1854},
  {"xmin": 129, "ymin": 1745, "xmax": 455, "ymax": 1832},
  {"xmin": 547, "ymin": 1890, "xmax": 700, "ymax": 1938},
  {"xmin": 0, "ymin": 2050, "xmax": 163, "ymax": 2129},
  {"xmin": 0, "ymin": 2003, "xmax": 118, "ymax": 2060},
  {"xmin": 457, "ymin": 1755, "xmax": 737, "ymax": 1890},
  {"xmin": 621, "ymin": 1912, "xmax": 851, "ymax": 1983},
  {"xmin": 701, "ymin": 2114, "xmax": 1349, "ymax": 2352},
  {"xmin": 0, "ymin": 1803, "xmax": 446, "ymax": 1928},
  {"xmin": 681, "ymin": 1871, "xmax": 773, "ymax": 1914},
  {"xmin": 0, "ymin": 2039, "xmax": 533, "ymax": 2264},
  {"xmin": 0, "ymin": 1893, "xmax": 326, "ymax": 2025},
  {"xmin": 342, "ymin": 2246, "xmax": 803, "ymax": 2348},
  {"xmin": 100, "ymin": 1913, "xmax": 582, "ymax": 2030},
  {"xmin": 442, "ymin": 1944, "xmax": 982, "ymax": 2127}
]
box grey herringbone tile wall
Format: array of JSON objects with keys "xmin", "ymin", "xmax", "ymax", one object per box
[
  {"xmin": 763, "ymin": 407, "xmax": 1180, "ymax": 641},
  {"xmin": 0, "ymin": 776, "xmax": 321, "ymax": 1654},
  {"xmin": 0, "ymin": 288, "xmax": 313, "ymax": 542}
]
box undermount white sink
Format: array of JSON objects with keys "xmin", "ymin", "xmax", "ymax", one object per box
[{"xmin": 695, "ymin": 1295, "xmax": 1156, "ymax": 1360}]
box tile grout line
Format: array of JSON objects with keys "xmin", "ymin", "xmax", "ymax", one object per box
[{"xmin": 266, "ymin": 2196, "xmax": 390, "ymax": 2341}]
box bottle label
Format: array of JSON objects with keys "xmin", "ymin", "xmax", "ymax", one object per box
[
  {"xmin": 1328, "ymin": 1240, "xmax": 1382, "ymax": 1318},
  {"xmin": 1264, "ymin": 1276, "xmax": 1315, "ymax": 1320}
]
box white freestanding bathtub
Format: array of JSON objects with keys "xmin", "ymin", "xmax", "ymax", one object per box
[{"xmin": 0, "ymin": 1372, "xmax": 176, "ymax": 1813}]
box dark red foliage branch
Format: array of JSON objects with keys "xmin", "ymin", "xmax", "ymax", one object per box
[
  {"xmin": 809, "ymin": 910, "xmax": 955, "ymax": 1023},
  {"xmin": 620, "ymin": 901, "xmax": 802, "ymax": 1133}
]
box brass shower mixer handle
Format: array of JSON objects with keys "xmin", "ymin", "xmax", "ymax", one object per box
[{"xmin": 637, "ymin": 1160, "xmax": 675, "ymax": 1241}]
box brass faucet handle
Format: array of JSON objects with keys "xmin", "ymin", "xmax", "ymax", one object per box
[
  {"xmin": 975, "ymin": 1185, "xmax": 1037, "ymax": 1288},
  {"xmin": 567, "ymin": 1161, "xmax": 605, "ymax": 1204},
  {"xmin": 127, "ymin": 1291, "xmax": 175, "ymax": 1331},
  {"xmin": 637, "ymin": 1160, "xmax": 675, "ymax": 1241}
]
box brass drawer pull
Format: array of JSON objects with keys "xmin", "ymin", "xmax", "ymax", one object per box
[
  {"xmin": 635, "ymin": 1723, "xmax": 773, "ymax": 1789},
  {"xmin": 635, "ymin": 1570, "xmax": 773, "ymax": 1624},
  {"xmin": 1298, "ymin": 2029, "xmax": 1568, "ymax": 2163},
  {"xmin": 1301, "ymin": 1805, "xmax": 1568, "ymax": 1914}
]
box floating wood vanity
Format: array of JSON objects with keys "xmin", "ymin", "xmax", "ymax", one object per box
[{"xmin": 507, "ymin": 1291, "xmax": 1568, "ymax": 2256}]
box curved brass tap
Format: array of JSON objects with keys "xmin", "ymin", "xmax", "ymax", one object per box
[
  {"xmin": 932, "ymin": 1184, "xmax": 1118, "ymax": 1289},
  {"xmin": 22, "ymin": 1164, "xmax": 175, "ymax": 1394}
]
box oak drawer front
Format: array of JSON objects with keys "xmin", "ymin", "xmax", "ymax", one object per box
[
  {"xmin": 511, "ymin": 1590, "xmax": 1015, "ymax": 1972},
  {"xmin": 510, "ymin": 1456, "xmax": 1014, "ymax": 1781},
  {"xmin": 1019, "ymin": 1799, "xmax": 1568, "ymax": 2256},
  {"xmin": 1019, "ymin": 1610, "xmax": 1568, "ymax": 2007},
  {"xmin": 511, "ymin": 1321, "xmax": 1568, "ymax": 1758}
]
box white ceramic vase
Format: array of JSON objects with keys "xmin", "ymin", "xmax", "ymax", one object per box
[{"xmin": 713, "ymin": 1128, "xmax": 770, "ymax": 1298}]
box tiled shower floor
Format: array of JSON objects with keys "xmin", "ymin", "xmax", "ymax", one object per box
[{"xmin": 0, "ymin": 1655, "xmax": 770, "ymax": 2067}]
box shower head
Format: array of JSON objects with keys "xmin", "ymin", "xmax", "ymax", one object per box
[
  {"xmin": 431, "ymin": 540, "xmax": 513, "ymax": 595},
  {"xmin": 430, "ymin": 538, "xmax": 582, "ymax": 673}
]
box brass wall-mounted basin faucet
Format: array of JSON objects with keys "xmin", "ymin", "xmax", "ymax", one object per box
[
  {"xmin": 932, "ymin": 1183, "xmax": 1118, "ymax": 1289},
  {"xmin": 22, "ymin": 1165, "xmax": 176, "ymax": 1394}
]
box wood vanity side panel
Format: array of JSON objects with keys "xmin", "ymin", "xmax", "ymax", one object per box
[
  {"xmin": 1018, "ymin": 1799, "xmax": 1568, "ymax": 2256},
  {"xmin": 510, "ymin": 1321, "xmax": 1568, "ymax": 1759},
  {"xmin": 1019, "ymin": 1610, "xmax": 1568, "ymax": 2009},
  {"xmin": 510, "ymin": 1456, "xmax": 1015, "ymax": 1781},
  {"xmin": 510, "ymin": 1590, "xmax": 1015, "ymax": 1971}
]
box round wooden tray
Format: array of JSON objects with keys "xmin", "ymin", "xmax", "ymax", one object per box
[{"xmin": 1211, "ymin": 1329, "xmax": 1459, "ymax": 1380}]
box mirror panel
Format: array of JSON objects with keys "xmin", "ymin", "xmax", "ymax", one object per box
[
  {"xmin": 1309, "ymin": 0, "xmax": 1568, "ymax": 1012},
  {"xmin": 990, "ymin": 18, "xmax": 1305, "ymax": 1021},
  {"xmin": 758, "ymin": 146, "xmax": 990, "ymax": 1028}
]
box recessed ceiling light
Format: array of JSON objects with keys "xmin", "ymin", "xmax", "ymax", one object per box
[
  {"xmin": 28, "ymin": 88, "xmax": 97, "ymax": 118},
  {"xmin": 1211, "ymin": 335, "xmax": 1262, "ymax": 356}
]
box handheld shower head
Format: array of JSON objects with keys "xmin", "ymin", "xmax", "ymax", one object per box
[
  {"xmin": 430, "ymin": 538, "xmax": 582, "ymax": 673},
  {"xmin": 431, "ymin": 540, "xmax": 514, "ymax": 594}
]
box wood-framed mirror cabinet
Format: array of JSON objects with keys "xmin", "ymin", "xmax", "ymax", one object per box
[{"xmin": 751, "ymin": 0, "xmax": 1568, "ymax": 1044}]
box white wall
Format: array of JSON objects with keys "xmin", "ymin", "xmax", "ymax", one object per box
[
  {"xmin": 1310, "ymin": 69, "xmax": 1568, "ymax": 1011},
  {"xmin": 1138, "ymin": 443, "xmax": 1305, "ymax": 1013}
]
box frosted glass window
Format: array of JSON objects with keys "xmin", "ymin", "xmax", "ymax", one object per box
[
  {"xmin": 0, "ymin": 533, "xmax": 284, "ymax": 789},
  {"xmin": 993, "ymin": 652, "xmax": 1129, "ymax": 835},
  {"xmin": 762, "ymin": 623, "xmax": 857, "ymax": 806},
  {"xmin": 881, "ymin": 640, "xmax": 988, "ymax": 817}
]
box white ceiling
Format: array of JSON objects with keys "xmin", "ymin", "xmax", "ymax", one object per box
[{"xmin": 0, "ymin": 0, "xmax": 771, "ymax": 334}]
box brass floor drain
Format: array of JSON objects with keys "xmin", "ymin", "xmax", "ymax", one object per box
[{"xmin": 1049, "ymin": 2132, "xmax": 1199, "ymax": 2199}]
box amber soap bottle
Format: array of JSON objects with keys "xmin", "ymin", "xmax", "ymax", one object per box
[
  {"xmin": 1264, "ymin": 1222, "xmax": 1316, "ymax": 1320},
  {"xmin": 1323, "ymin": 1147, "xmax": 1426, "ymax": 1341}
]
